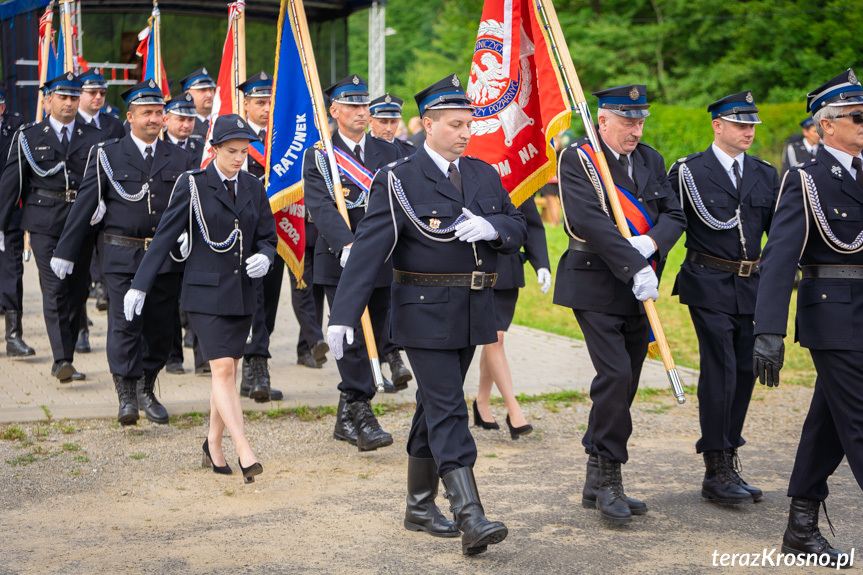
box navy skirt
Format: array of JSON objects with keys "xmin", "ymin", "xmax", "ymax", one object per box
[
  {"xmin": 493, "ymin": 288, "xmax": 519, "ymax": 332},
  {"xmin": 186, "ymin": 312, "xmax": 253, "ymax": 361}
]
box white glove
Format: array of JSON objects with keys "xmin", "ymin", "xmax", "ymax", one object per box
[
  {"xmin": 326, "ymin": 324, "xmax": 354, "ymax": 360},
  {"xmin": 627, "ymin": 235, "xmax": 656, "ymax": 259},
  {"xmin": 340, "ymin": 244, "xmax": 352, "ymax": 268},
  {"xmin": 455, "ymin": 208, "xmax": 499, "ymax": 243},
  {"xmin": 178, "ymin": 231, "xmax": 190, "ymax": 258},
  {"xmin": 89, "ymin": 199, "xmax": 106, "ymax": 225},
  {"xmin": 537, "ymin": 268, "xmax": 552, "ymax": 294},
  {"xmin": 0, "ymin": 231, "xmax": 5, "ymax": 252},
  {"xmin": 632, "ymin": 265, "xmax": 659, "ymax": 302},
  {"xmin": 123, "ymin": 289, "xmax": 146, "ymax": 322},
  {"xmin": 50, "ymin": 257, "xmax": 74, "ymax": 280},
  {"xmin": 245, "ymin": 253, "xmax": 271, "ymax": 278}
]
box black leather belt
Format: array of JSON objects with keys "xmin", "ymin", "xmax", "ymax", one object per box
[
  {"xmin": 393, "ymin": 269, "xmax": 497, "ymax": 290},
  {"xmin": 801, "ymin": 265, "xmax": 863, "ymax": 279},
  {"xmin": 686, "ymin": 249, "xmax": 759, "ymax": 277},
  {"xmin": 568, "ymin": 238, "xmax": 597, "ymax": 253},
  {"xmin": 104, "ymin": 233, "xmax": 152, "ymax": 251},
  {"xmin": 34, "ymin": 188, "xmax": 77, "ymax": 202}
]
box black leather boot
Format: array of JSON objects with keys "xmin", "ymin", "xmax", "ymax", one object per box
[
  {"xmin": 702, "ymin": 451, "xmax": 751, "ymax": 505},
  {"xmin": 595, "ymin": 455, "xmax": 633, "ymax": 524},
  {"xmin": 349, "ymin": 400, "xmax": 393, "ymax": 452},
  {"xmin": 726, "ymin": 448, "xmax": 763, "ymax": 502},
  {"xmin": 5, "ymin": 311, "xmax": 35, "ymax": 357},
  {"xmin": 239, "ymin": 357, "xmax": 283, "ymax": 401},
  {"xmin": 248, "ymin": 356, "xmax": 271, "ymax": 402},
  {"xmin": 333, "ymin": 392, "xmax": 358, "ymax": 445},
  {"xmin": 404, "ymin": 457, "xmax": 459, "ymax": 537},
  {"xmin": 75, "ymin": 327, "xmax": 90, "ymax": 353},
  {"xmin": 383, "ymin": 350, "xmax": 412, "ymax": 389},
  {"xmin": 582, "ymin": 454, "xmax": 647, "ymax": 515},
  {"xmin": 442, "ymin": 467, "xmax": 508, "ymax": 555},
  {"xmin": 136, "ymin": 370, "xmax": 169, "ymax": 424},
  {"xmin": 113, "ymin": 375, "xmax": 139, "ymax": 425},
  {"xmin": 781, "ymin": 498, "xmax": 850, "ymax": 568}
]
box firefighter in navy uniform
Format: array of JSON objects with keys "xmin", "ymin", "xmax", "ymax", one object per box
[
  {"xmin": 781, "ymin": 116, "xmax": 821, "ymax": 175},
  {"xmin": 753, "ymin": 69, "xmax": 863, "ymax": 567},
  {"xmin": 369, "ymin": 93, "xmax": 417, "ymax": 159},
  {"xmin": 0, "ymin": 88, "xmax": 32, "ymax": 356},
  {"xmin": 0, "ymin": 73, "xmax": 103, "ymax": 382},
  {"xmin": 235, "ymin": 71, "xmax": 285, "ymax": 402},
  {"xmin": 53, "ymin": 80, "xmax": 195, "ymax": 425},
  {"xmin": 180, "ymin": 68, "xmax": 216, "ymax": 139},
  {"xmin": 302, "ymin": 74, "xmax": 401, "ymax": 452},
  {"xmin": 327, "ymin": 74, "xmax": 526, "ymax": 555},
  {"xmin": 668, "ymin": 91, "xmax": 780, "ymax": 506},
  {"xmin": 553, "ymin": 85, "xmax": 686, "ymax": 525},
  {"xmin": 76, "ymin": 68, "xmax": 126, "ymax": 351}
]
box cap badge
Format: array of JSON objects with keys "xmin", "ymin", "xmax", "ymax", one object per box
[
  {"xmin": 185, "ymin": 93, "xmax": 193, "ymax": 102},
  {"xmin": 385, "ymin": 94, "xmax": 392, "ymax": 103},
  {"xmin": 202, "ymin": 68, "xmax": 208, "ymax": 76},
  {"xmin": 260, "ymin": 71, "xmax": 267, "ymax": 80},
  {"xmin": 850, "ymin": 69, "xmax": 858, "ymax": 85},
  {"xmin": 94, "ymin": 68, "xmax": 101, "ymax": 75},
  {"xmin": 352, "ymin": 75, "xmax": 360, "ymax": 85},
  {"xmin": 66, "ymin": 72, "xmax": 74, "ymax": 81},
  {"xmin": 429, "ymin": 218, "xmax": 441, "ymax": 230},
  {"xmin": 452, "ymin": 74, "xmax": 460, "ymax": 87},
  {"xmin": 149, "ymin": 79, "xmax": 156, "ymax": 89},
  {"xmin": 831, "ymin": 165, "xmax": 843, "ymax": 178},
  {"xmin": 629, "ymin": 86, "xmax": 639, "ymax": 101},
  {"xmin": 745, "ymin": 92, "xmax": 754, "ymax": 104},
  {"xmin": 237, "ymin": 118, "xmax": 245, "ymax": 128}
]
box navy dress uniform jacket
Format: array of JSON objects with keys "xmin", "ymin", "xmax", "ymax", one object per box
[
  {"xmin": 0, "ymin": 112, "xmax": 24, "ymax": 231},
  {"xmin": 781, "ymin": 135, "xmax": 817, "ymax": 175},
  {"xmin": 669, "ymin": 146, "xmax": 780, "ymax": 315},
  {"xmin": 494, "ymin": 196, "xmax": 549, "ymax": 290},
  {"xmin": 755, "ymin": 148, "xmax": 863, "ymax": 351},
  {"xmin": 0, "ymin": 118, "xmax": 103, "ymax": 236},
  {"xmin": 193, "ymin": 117, "xmax": 209, "ymax": 139},
  {"xmin": 328, "ymin": 147, "xmax": 528, "ymax": 350},
  {"xmin": 394, "ymin": 138, "xmax": 416, "ymax": 159},
  {"xmin": 553, "ymin": 136, "xmax": 687, "ymax": 315},
  {"xmin": 303, "ymin": 132, "xmax": 400, "ymax": 288},
  {"xmin": 54, "ymin": 136, "xmax": 196, "ymax": 274},
  {"xmin": 82, "ymin": 111, "xmax": 125, "ymax": 141},
  {"xmin": 131, "ymin": 162, "xmax": 278, "ymax": 316}
]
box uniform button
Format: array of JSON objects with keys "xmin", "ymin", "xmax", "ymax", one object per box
[
  {"xmin": 492, "ymin": 205, "xmax": 496, "ymax": 210},
  {"xmin": 821, "ymin": 294, "xmax": 827, "ymax": 300},
  {"xmin": 477, "ymin": 259, "xmax": 483, "ymax": 265},
  {"xmin": 151, "ymin": 227, "xmax": 156, "ymax": 232},
  {"xmin": 235, "ymin": 252, "xmax": 239, "ymax": 257},
  {"xmin": 432, "ymin": 210, "xmax": 437, "ymax": 215},
  {"xmin": 638, "ymin": 198, "xmax": 643, "ymax": 203},
  {"xmin": 623, "ymin": 266, "xmax": 629, "ymax": 272},
  {"xmin": 842, "ymin": 213, "xmax": 847, "ymax": 218},
  {"xmin": 234, "ymin": 219, "xmax": 239, "ymax": 225},
  {"xmin": 234, "ymin": 270, "xmax": 239, "ymax": 275},
  {"xmin": 419, "ymin": 295, "xmax": 425, "ymax": 301},
  {"xmin": 586, "ymin": 261, "xmax": 592, "ymax": 267},
  {"xmin": 149, "ymin": 178, "xmax": 154, "ymax": 183},
  {"xmin": 654, "ymin": 192, "xmax": 659, "ymax": 196}
]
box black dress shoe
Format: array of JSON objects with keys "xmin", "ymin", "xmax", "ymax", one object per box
[
  {"xmin": 165, "ymin": 361, "xmax": 185, "ymax": 374},
  {"xmin": 195, "ymin": 364, "xmax": 211, "ymax": 376},
  {"xmin": 51, "ymin": 360, "xmax": 75, "ymax": 383},
  {"xmin": 505, "ymin": 415, "xmax": 533, "ymax": 440},
  {"xmin": 311, "ymin": 339, "xmax": 329, "ymax": 365},
  {"xmin": 472, "ymin": 400, "xmax": 500, "ymax": 430},
  {"xmin": 70, "ymin": 366, "xmax": 86, "ymax": 381},
  {"xmin": 297, "ymin": 353, "xmax": 322, "ymax": 369},
  {"xmin": 202, "ymin": 439, "xmax": 232, "ymax": 474},
  {"xmin": 349, "ymin": 400, "xmax": 393, "ymax": 452},
  {"xmin": 75, "ymin": 329, "xmax": 90, "ymax": 353}
]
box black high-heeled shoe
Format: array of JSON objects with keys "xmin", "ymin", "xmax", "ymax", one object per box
[
  {"xmin": 202, "ymin": 439, "xmax": 233, "ymax": 475},
  {"xmin": 506, "ymin": 415, "xmax": 533, "ymax": 440},
  {"xmin": 472, "ymin": 399, "xmax": 500, "ymax": 430},
  {"xmin": 239, "ymin": 458, "xmax": 263, "ymax": 484}
]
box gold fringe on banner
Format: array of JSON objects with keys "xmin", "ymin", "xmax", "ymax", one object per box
[{"xmin": 507, "ymin": 109, "xmax": 572, "ymax": 208}]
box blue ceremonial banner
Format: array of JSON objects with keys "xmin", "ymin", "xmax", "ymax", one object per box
[
  {"xmin": 52, "ymin": 22, "xmax": 65, "ymax": 78},
  {"xmin": 265, "ymin": 0, "xmax": 322, "ymax": 284}
]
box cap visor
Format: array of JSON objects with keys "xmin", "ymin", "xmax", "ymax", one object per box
[
  {"xmin": 610, "ymin": 109, "xmax": 650, "ymax": 119},
  {"xmin": 333, "ymin": 95, "xmax": 370, "ymax": 105},
  {"xmin": 827, "ymin": 95, "xmax": 863, "ymax": 107},
  {"xmin": 722, "ymin": 113, "xmax": 762, "ymax": 124}
]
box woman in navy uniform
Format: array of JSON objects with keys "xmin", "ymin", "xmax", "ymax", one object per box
[
  {"xmin": 126, "ymin": 114, "xmax": 277, "ymax": 483},
  {"xmin": 753, "ymin": 69, "xmax": 863, "ymax": 567},
  {"xmin": 327, "ymin": 75, "xmax": 527, "ymax": 555},
  {"xmin": 0, "ymin": 73, "xmax": 103, "ymax": 382},
  {"xmin": 553, "ymin": 85, "xmax": 686, "ymax": 525},
  {"xmin": 53, "ymin": 80, "xmax": 196, "ymax": 426},
  {"xmin": 669, "ymin": 91, "xmax": 779, "ymax": 505},
  {"xmin": 473, "ymin": 196, "xmax": 550, "ymax": 438}
]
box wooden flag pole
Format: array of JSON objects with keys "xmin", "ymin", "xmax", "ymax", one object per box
[
  {"xmin": 59, "ymin": 0, "xmax": 74, "ymax": 73},
  {"xmin": 536, "ymin": 0, "xmax": 685, "ymax": 404},
  {"xmin": 288, "ymin": 0, "xmax": 385, "ymax": 393},
  {"xmin": 35, "ymin": 2, "xmax": 54, "ymax": 121}
]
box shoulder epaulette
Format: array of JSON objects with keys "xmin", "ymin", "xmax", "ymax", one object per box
[
  {"xmin": 571, "ymin": 135, "xmax": 590, "ymax": 148},
  {"xmin": 97, "ymin": 138, "xmax": 122, "ymax": 148},
  {"xmin": 636, "ymin": 141, "xmax": 660, "ymax": 155},
  {"xmin": 676, "ymin": 151, "xmax": 703, "ymax": 164},
  {"xmin": 403, "ymin": 140, "xmax": 415, "ymax": 147},
  {"xmin": 187, "ymin": 167, "xmax": 206, "ymax": 175},
  {"xmin": 750, "ymin": 155, "xmax": 772, "ymax": 167},
  {"xmin": 388, "ymin": 155, "xmax": 413, "ymax": 170}
]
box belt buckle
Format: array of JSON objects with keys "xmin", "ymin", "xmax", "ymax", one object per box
[
  {"xmin": 738, "ymin": 261, "xmax": 755, "ymax": 277},
  {"xmin": 65, "ymin": 189, "xmax": 77, "ymax": 202},
  {"xmin": 471, "ymin": 271, "xmax": 485, "ymax": 290},
  {"xmin": 143, "ymin": 238, "xmax": 152, "ymax": 251}
]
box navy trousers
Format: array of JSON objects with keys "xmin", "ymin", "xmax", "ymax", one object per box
[{"xmin": 0, "ymin": 228, "xmax": 24, "ymax": 310}]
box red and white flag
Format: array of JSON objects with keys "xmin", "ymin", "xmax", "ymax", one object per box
[
  {"xmin": 200, "ymin": 1, "xmax": 244, "ymax": 168},
  {"xmin": 464, "ymin": 0, "xmax": 572, "ymax": 207}
]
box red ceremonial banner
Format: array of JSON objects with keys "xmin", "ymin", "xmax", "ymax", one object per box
[{"xmin": 464, "ymin": 0, "xmax": 573, "ymax": 207}]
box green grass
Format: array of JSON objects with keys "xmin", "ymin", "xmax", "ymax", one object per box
[
  {"xmin": 1, "ymin": 425, "xmax": 26, "ymax": 441},
  {"xmin": 128, "ymin": 453, "xmax": 148, "ymax": 460},
  {"xmin": 513, "ymin": 225, "xmax": 816, "ymax": 386}
]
